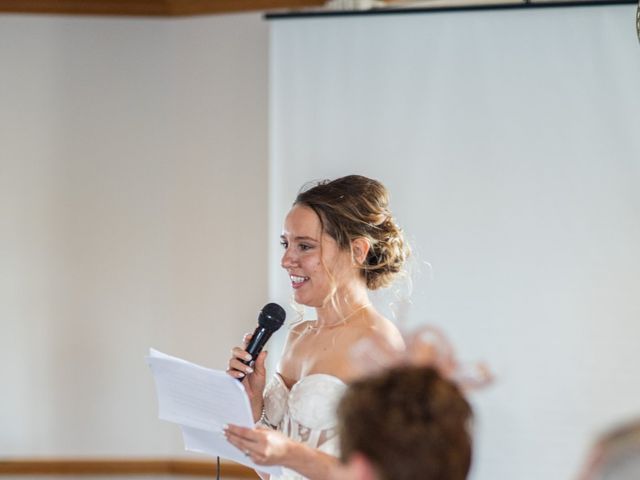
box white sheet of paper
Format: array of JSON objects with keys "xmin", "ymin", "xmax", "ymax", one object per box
[
  {"xmin": 181, "ymin": 425, "xmax": 282, "ymax": 476},
  {"xmin": 146, "ymin": 348, "xmax": 283, "ymax": 476}
]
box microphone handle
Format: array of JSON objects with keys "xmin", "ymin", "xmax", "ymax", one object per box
[{"xmin": 241, "ymin": 327, "xmax": 270, "ymax": 367}]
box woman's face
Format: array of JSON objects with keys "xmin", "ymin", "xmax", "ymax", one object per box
[{"xmin": 280, "ymin": 205, "xmax": 355, "ymax": 307}]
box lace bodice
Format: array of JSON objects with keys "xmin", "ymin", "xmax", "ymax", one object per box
[{"xmin": 261, "ymin": 373, "xmax": 347, "ymax": 480}]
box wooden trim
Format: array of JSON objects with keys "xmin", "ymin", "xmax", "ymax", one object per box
[
  {"xmin": 0, "ymin": 0, "xmax": 325, "ymax": 16},
  {"xmin": 0, "ymin": 458, "xmax": 258, "ymax": 477}
]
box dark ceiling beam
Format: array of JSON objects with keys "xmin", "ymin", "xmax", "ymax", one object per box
[{"xmin": 0, "ymin": 0, "xmax": 325, "ymax": 16}]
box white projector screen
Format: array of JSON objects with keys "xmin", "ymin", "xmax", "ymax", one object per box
[{"xmin": 268, "ymin": 5, "xmax": 640, "ymax": 480}]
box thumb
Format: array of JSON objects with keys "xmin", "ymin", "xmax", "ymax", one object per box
[{"xmin": 255, "ymin": 350, "xmax": 268, "ymax": 375}]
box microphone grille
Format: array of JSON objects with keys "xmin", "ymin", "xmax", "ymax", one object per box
[{"xmin": 258, "ymin": 303, "xmax": 286, "ymax": 331}]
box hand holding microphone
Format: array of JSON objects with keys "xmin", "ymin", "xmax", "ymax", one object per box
[{"xmin": 227, "ymin": 303, "xmax": 286, "ymax": 421}]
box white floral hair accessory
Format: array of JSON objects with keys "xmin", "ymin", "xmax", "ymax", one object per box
[{"xmin": 349, "ymin": 325, "xmax": 493, "ymax": 391}]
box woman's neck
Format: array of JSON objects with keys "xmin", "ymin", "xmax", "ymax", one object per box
[{"xmin": 313, "ymin": 286, "xmax": 371, "ymax": 328}]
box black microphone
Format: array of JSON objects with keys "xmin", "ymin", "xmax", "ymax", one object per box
[{"xmin": 241, "ymin": 303, "xmax": 286, "ymax": 367}]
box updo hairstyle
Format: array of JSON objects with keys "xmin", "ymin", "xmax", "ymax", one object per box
[{"xmin": 294, "ymin": 175, "xmax": 409, "ymax": 290}]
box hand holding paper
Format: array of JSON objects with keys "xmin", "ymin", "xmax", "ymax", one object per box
[{"xmin": 146, "ymin": 348, "xmax": 283, "ymax": 476}]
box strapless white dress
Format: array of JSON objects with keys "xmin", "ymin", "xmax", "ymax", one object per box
[{"xmin": 260, "ymin": 373, "xmax": 347, "ymax": 480}]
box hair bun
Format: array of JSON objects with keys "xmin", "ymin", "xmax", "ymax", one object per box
[{"xmin": 364, "ymin": 216, "xmax": 410, "ymax": 290}]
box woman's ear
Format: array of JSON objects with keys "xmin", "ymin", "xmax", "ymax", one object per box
[{"xmin": 351, "ymin": 237, "xmax": 371, "ymax": 265}]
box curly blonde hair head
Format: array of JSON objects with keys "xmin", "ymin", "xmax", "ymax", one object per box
[{"xmin": 294, "ymin": 175, "xmax": 409, "ymax": 290}]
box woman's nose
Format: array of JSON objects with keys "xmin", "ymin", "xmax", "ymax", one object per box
[{"xmin": 281, "ymin": 248, "xmax": 295, "ymax": 269}]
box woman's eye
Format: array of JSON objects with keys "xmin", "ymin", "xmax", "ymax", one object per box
[
  {"xmin": 280, "ymin": 240, "xmax": 288, "ymax": 249},
  {"xmin": 299, "ymin": 244, "xmax": 312, "ymax": 251}
]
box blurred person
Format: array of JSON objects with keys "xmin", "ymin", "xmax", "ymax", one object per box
[
  {"xmin": 224, "ymin": 175, "xmax": 410, "ymax": 480},
  {"xmin": 577, "ymin": 419, "xmax": 640, "ymax": 480},
  {"xmin": 336, "ymin": 365, "xmax": 473, "ymax": 480}
]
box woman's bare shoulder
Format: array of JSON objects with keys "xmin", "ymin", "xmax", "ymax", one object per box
[
  {"xmin": 335, "ymin": 314, "xmax": 405, "ymax": 382},
  {"xmin": 353, "ymin": 312, "xmax": 405, "ymax": 350}
]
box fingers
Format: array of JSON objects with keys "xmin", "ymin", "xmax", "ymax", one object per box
[
  {"xmin": 232, "ymin": 346, "xmax": 253, "ymax": 363},
  {"xmin": 242, "ymin": 332, "xmax": 254, "ymax": 349},
  {"xmin": 226, "ymin": 339, "xmax": 255, "ymax": 379},
  {"xmin": 225, "ymin": 424, "xmax": 257, "ymax": 440},
  {"xmin": 224, "ymin": 425, "xmax": 290, "ymax": 466},
  {"xmin": 227, "ymin": 358, "xmax": 254, "ymax": 379},
  {"xmin": 254, "ymin": 351, "xmax": 268, "ymax": 375},
  {"xmin": 224, "ymin": 425, "xmax": 271, "ymax": 465},
  {"xmin": 225, "ymin": 435, "xmax": 255, "ymax": 458},
  {"xmin": 225, "ymin": 425, "xmax": 259, "ymax": 452}
]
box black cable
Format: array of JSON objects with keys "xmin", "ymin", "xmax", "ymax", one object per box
[{"xmin": 217, "ymin": 456, "xmax": 220, "ymax": 480}]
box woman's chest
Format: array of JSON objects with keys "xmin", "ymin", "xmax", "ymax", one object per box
[{"xmin": 280, "ymin": 330, "xmax": 355, "ymax": 382}]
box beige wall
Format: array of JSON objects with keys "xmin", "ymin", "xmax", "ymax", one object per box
[{"xmin": 0, "ymin": 13, "xmax": 269, "ymax": 456}]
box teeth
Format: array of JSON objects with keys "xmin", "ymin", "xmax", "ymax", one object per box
[{"xmin": 291, "ymin": 275, "xmax": 307, "ymax": 284}]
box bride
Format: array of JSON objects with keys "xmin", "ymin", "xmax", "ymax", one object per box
[{"xmin": 225, "ymin": 175, "xmax": 409, "ymax": 479}]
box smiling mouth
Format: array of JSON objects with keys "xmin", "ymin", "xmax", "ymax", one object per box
[{"xmin": 290, "ymin": 275, "xmax": 309, "ymax": 286}]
